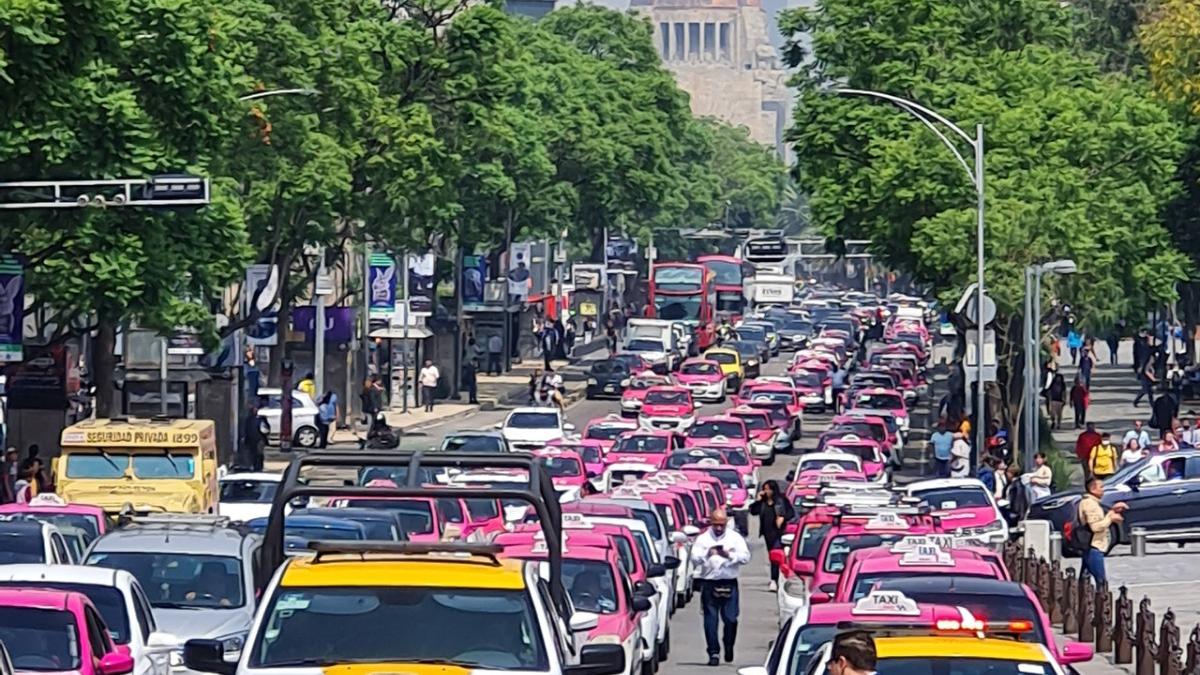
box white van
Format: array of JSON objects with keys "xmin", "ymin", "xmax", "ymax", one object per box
[{"xmin": 624, "ymin": 319, "xmax": 683, "ymax": 372}]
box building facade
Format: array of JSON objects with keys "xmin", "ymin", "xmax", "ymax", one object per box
[{"xmin": 633, "ymin": 0, "xmax": 791, "ymax": 157}]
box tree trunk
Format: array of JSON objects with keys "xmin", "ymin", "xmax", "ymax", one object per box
[
  {"xmin": 268, "ymin": 293, "xmax": 292, "ymax": 385},
  {"xmin": 93, "ymin": 318, "xmax": 118, "ymax": 418}
]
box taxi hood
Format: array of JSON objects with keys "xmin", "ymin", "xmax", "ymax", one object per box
[
  {"xmin": 932, "ymin": 505, "xmax": 998, "ymax": 529},
  {"xmin": 319, "ymin": 664, "xmax": 474, "ymax": 675},
  {"xmin": 155, "ymin": 606, "xmax": 253, "ymax": 642}
]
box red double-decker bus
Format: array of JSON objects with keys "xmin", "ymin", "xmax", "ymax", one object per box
[
  {"xmin": 647, "ymin": 263, "xmax": 717, "ymax": 350},
  {"xmin": 698, "ymin": 255, "xmax": 755, "ymax": 321}
]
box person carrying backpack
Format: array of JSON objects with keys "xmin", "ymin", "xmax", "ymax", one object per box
[{"xmin": 1073, "ymin": 477, "xmax": 1128, "ymax": 584}]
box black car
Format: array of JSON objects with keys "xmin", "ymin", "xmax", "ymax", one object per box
[
  {"xmin": 1026, "ymin": 450, "xmax": 1200, "ymax": 552},
  {"xmin": 778, "ymin": 317, "xmax": 814, "ymax": 351},
  {"xmin": 585, "ymin": 359, "xmax": 632, "ymax": 399},
  {"xmin": 724, "ymin": 340, "xmax": 763, "ymax": 378},
  {"xmin": 733, "ymin": 325, "xmax": 772, "ymax": 361}
]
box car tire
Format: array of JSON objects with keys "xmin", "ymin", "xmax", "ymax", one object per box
[
  {"xmin": 641, "ymin": 649, "xmax": 657, "ymax": 675},
  {"xmin": 295, "ymin": 426, "xmax": 320, "ymax": 448},
  {"xmin": 764, "ymin": 451, "xmax": 775, "ymax": 466},
  {"xmin": 658, "ymin": 626, "xmax": 670, "ymax": 661},
  {"xmin": 676, "ymin": 590, "xmax": 687, "ymax": 608}
]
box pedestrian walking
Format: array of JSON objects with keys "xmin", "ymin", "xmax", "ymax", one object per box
[
  {"xmin": 583, "ymin": 318, "xmax": 595, "ymax": 345},
  {"xmin": 606, "ymin": 321, "xmax": 619, "ymax": 357},
  {"xmin": 317, "ymin": 391, "xmax": 337, "ymax": 448},
  {"xmin": 298, "ymin": 372, "xmax": 316, "ymax": 399},
  {"xmin": 1150, "ymin": 390, "xmax": 1178, "ymax": 435},
  {"xmin": 1122, "ymin": 420, "xmax": 1151, "ymax": 450},
  {"xmin": 240, "ymin": 403, "xmax": 265, "ymax": 471},
  {"xmin": 1089, "ymin": 432, "xmax": 1119, "ymax": 481},
  {"xmin": 1073, "ymin": 477, "xmax": 1127, "ymax": 584},
  {"xmin": 1029, "ymin": 452, "xmax": 1053, "ymax": 502},
  {"xmin": 1080, "ymin": 339, "xmax": 1096, "ymax": 387},
  {"xmin": 689, "ymin": 508, "xmax": 750, "ymax": 666},
  {"xmin": 564, "ymin": 320, "xmax": 577, "ymax": 356},
  {"xmin": 1106, "ymin": 328, "xmax": 1120, "ymax": 365},
  {"xmin": 462, "ymin": 358, "xmax": 479, "ymax": 404},
  {"xmin": 1067, "ymin": 329, "xmax": 1083, "ymax": 365},
  {"xmin": 828, "ymin": 631, "xmax": 878, "ymax": 675},
  {"xmin": 528, "ymin": 369, "xmax": 541, "ymax": 405},
  {"xmin": 361, "ymin": 376, "xmax": 384, "ymax": 435},
  {"xmin": 466, "ymin": 335, "xmax": 485, "ymax": 367},
  {"xmin": 0, "ymin": 447, "xmax": 18, "ymax": 504},
  {"xmin": 541, "ymin": 325, "xmax": 555, "ymax": 370},
  {"xmin": 1046, "ymin": 369, "xmax": 1066, "ymax": 430},
  {"xmin": 1069, "ymin": 375, "xmax": 1089, "ymax": 429},
  {"xmin": 418, "ymin": 360, "xmax": 439, "ymax": 413},
  {"xmin": 749, "ymin": 480, "xmax": 792, "ymax": 591},
  {"xmin": 1075, "ymin": 422, "xmax": 1102, "ymax": 465},
  {"xmin": 487, "ymin": 333, "xmax": 503, "ymax": 375},
  {"xmin": 831, "ymin": 366, "xmax": 846, "ymax": 414},
  {"xmin": 949, "ymin": 432, "xmax": 971, "ymax": 478},
  {"xmin": 929, "ymin": 422, "xmax": 954, "ymax": 478},
  {"xmin": 26, "ymin": 445, "xmax": 52, "ymax": 494}
]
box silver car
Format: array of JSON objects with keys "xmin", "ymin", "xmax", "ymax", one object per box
[{"xmin": 84, "ymin": 516, "xmax": 262, "ymax": 672}]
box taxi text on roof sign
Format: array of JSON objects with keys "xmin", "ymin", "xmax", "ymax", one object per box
[
  {"xmin": 864, "ymin": 513, "xmax": 909, "ymax": 530},
  {"xmin": 898, "ymin": 545, "xmax": 955, "ymax": 567},
  {"xmin": 891, "ymin": 534, "xmax": 957, "ymax": 553},
  {"xmin": 852, "ymin": 590, "xmax": 921, "ymax": 617},
  {"xmin": 62, "ymin": 428, "xmax": 204, "ymax": 446}
]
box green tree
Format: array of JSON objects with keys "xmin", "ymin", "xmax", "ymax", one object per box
[
  {"xmin": 783, "ymin": 0, "xmax": 1186, "ymax": 446},
  {"xmin": 700, "ymin": 118, "xmax": 788, "ymax": 229}
]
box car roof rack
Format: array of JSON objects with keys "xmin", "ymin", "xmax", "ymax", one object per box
[
  {"xmin": 115, "ymin": 513, "xmax": 242, "ymax": 531},
  {"xmin": 263, "ymin": 450, "xmax": 566, "ymax": 612},
  {"xmin": 308, "ymin": 541, "xmax": 504, "ymax": 565}
]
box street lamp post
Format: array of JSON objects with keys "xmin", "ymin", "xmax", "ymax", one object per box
[
  {"xmin": 238, "ymin": 88, "xmax": 319, "ymax": 102},
  {"xmin": 1023, "ymin": 259, "xmax": 1077, "ymax": 470},
  {"xmin": 836, "ymin": 89, "xmax": 987, "ymax": 457}
]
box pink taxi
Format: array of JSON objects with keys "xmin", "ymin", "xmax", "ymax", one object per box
[
  {"xmin": 548, "ymin": 438, "xmax": 606, "ymax": 478},
  {"xmin": 0, "ymin": 588, "xmax": 134, "ymax": 675},
  {"xmin": 726, "ymin": 407, "xmax": 785, "ymax": 464},
  {"xmin": 605, "ymin": 429, "xmax": 677, "ymax": 468},
  {"xmin": 638, "ymin": 386, "xmax": 700, "ymax": 433},
  {"xmin": 684, "ymin": 416, "xmax": 749, "ymax": 449},
  {"xmin": 620, "ymin": 373, "xmax": 674, "ymax": 418},
  {"xmin": 833, "ymin": 537, "xmax": 1009, "ymax": 602},
  {"xmin": 0, "ymin": 494, "xmax": 109, "ymax": 543},
  {"xmin": 906, "ymin": 478, "xmax": 1010, "ymax": 548},
  {"xmin": 823, "ymin": 436, "xmax": 888, "ymax": 483},
  {"xmin": 788, "ymin": 366, "xmax": 831, "ymax": 411},
  {"xmin": 681, "ymin": 462, "xmax": 749, "ymax": 532},
  {"xmin": 786, "ymin": 464, "xmax": 869, "ymax": 503},
  {"xmin": 674, "ymin": 358, "xmax": 727, "ymax": 403},
  {"xmin": 848, "ymin": 387, "xmax": 911, "ymax": 436},
  {"xmin": 534, "ymin": 447, "xmax": 590, "ymax": 492},
  {"xmin": 583, "ymin": 415, "xmax": 639, "ymax": 453},
  {"xmin": 807, "ymin": 513, "xmax": 939, "ymax": 605}
]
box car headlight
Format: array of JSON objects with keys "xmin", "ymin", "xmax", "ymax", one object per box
[
  {"xmin": 587, "ymin": 377, "xmax": 598, "ymax": 385},
  {"xmin": 747, "ymin": 358, "xmax": 759, "ymax": 366},
  {"xmin": 217, "ymin": 633, "xmax": 246, "ymax": 662},
  {"xmin": 591, "ymin": 634, "xmax": 623, "ymax": 645},
  {"xmin": 622, "ymin": 399, "xmax": 638, "ymax": 408}
]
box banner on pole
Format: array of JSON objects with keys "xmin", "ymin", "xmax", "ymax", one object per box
[
  {"xmin": 368, "ymin": 253, "xmax": 397, "ymax": 319},
  {"xmin": 0, "ymin": 255, "xmax": 24, "ymax": 363},
  {"xmin": 243, "ymin": 264, "xmax": 279, "ymax": 346}
]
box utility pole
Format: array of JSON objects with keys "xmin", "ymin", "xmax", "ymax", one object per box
[
  {"xmin": 314, "ymin": 245, "xmax": 328, "ymax": 397},
  {"xmin": 159, "ymin": 337, "xmax": 169, "ymax": 415},
  {"xmin": 401, "ymin": 251, "xmax": 410, "ymax": 413}
]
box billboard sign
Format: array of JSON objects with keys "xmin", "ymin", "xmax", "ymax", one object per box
[
  {"xmin": 0, "ymin": 255, "xmax": 23, "ymax": 363},
  {"xmin": 368, "ymin": 253, "xmax": 397, "ymax": 319}
]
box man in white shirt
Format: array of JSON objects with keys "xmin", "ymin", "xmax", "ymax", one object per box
[
  {"xmin": 949, "ymin": 433, "xmax": 971, "ymax": 478},
  {"xmin": 1123, "ymin": 420, "xmax": 1151, "ymax": 450},
  {"xmin": 689, "ymin": 508, "xmax": 750, "ymax": 665},
  {"xmin": 418, "ymin": 360, "xmax": 439, "ymax": 413}
]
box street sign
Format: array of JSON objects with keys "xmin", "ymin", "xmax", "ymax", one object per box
[
  {"xmin": 953, "ymin": 283, "xmax": 996, "ymax": 326},
  {"xmin": 314, "ymin": 273, "xmax": 334, "ymax": 296},
  {"xmin": 964, "ymin": 329, "xmax": 998, "ymax": 383}
]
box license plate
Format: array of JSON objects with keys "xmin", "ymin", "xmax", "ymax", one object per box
[{"xmin": 604, "ymin": 385, "xmax": 615, "ymax": 392}]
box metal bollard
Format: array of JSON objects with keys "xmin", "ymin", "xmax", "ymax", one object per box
[
  {"xmin": 1049, "ymin": 531, "xmax": 1062, "ymax": 561},
  {"xmin": 1131, "ymin": 527, "xmax": 1148, "ymax": 557}
]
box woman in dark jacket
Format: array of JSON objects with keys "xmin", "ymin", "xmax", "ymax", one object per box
[{"xmin": 749, "ymin": 479, "xmax": 793, "ymax": 591}]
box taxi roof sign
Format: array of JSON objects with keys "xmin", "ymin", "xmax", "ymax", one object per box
[
  {"xmin": 898, "ymin": 545, "xmax": 955, "ymax": 567},
  {"xmin": 891, "ymin": 534, "xmax": 957, "ymax": 553},
  {"xmin": 562, "ymin": 513, "xmax": 595, "ymax": 529},
  {"xmin": 864, "ymin": 512, "xmax": 910, "ymax": 530},
  {"xmin": 695, "ymin": 458, "xmax": 720, "ymax": 466},
  {"xmin": 852, "ymin": 590, "xmax": 920, "ymax": 617},
  {"xmin": 28, "ymin": 494, "xmax": 68, "ymax": 507}
]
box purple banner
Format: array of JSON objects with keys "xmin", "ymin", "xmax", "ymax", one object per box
[{"xmin": 292, "ymin": 306, "xmax": 356, "ymax": 343}]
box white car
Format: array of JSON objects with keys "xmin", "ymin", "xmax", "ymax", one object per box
[
  {"xmin": 255, "ymin": 389, "xmax": 322, "ymax": 448},
  {"xmin": 0, "ymin": 565, "xmax": 177, "ymax": 675},
  {"xmin": 0, "ymin": 520, "xmax": 72, "ymax": 564},
  {"xmin": 905, "ymin": 477, "xmax": 1009, "ymax": 548},
  {"xmin": 497, "ymin": 407, "xmax": 576, "ymax": 450},
  {"xmin": 218, "ymin": 473, "xmax": 282, "ymax": 523}
]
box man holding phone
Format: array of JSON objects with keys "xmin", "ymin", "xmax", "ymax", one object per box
[{"xmin": 690, "ymin": 508, "xmax": 751, "ymax": 665}]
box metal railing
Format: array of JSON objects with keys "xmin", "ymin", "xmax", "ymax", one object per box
[{"xmin": 1005, "ymin": 543, "xmax": 1200, "ymax": 675}]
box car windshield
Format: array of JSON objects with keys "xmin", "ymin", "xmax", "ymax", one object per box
[
  {"xmin": 786, "ymin": 625, "xmax": 837, "ymax": 675},
  {"xmin": 721, "ymin": 449, "xmax": 750, "ymax": 466},
  {"xmin": 86, "ymin": 552, "xmax": 245, "ymax": 609},
  {"xmin": 0, "ymin": 607, "xmax": 81, "ymax": 672},
  {"xmin": 65, "ymin": 451, "xmax": 196, "ymax": 479},
  {"xmin": 855, "ymin": 394, "xmax": 903, "ymax": 410},
  {"xmin": 1, "ymin": 512, "xmax": 101, "ymax": 542},
  {"xmin": 251, "ymin": 586, "xmax": 548, "ymax": 670},
  {"xmin": 577, "ymin": 446, "xmax": 602, "ymax": 463},
  {"xmin": 737, "ymin": 327, "xmax": 766, "ymax": 340},
  {"xmin": 586, "ymin": 425, "xmax": 630, "ymax": 441},
  {"xmin": 337, "ymin": 500, "xmax": 435, "ymax": 535},
  {"xmin": 801, "ymin": 459, "xmax": 859, "ymax": 474},
  {"xmin": 645, "ymin": 390, "xmax": 688, "ymax": 405},
  {"xmin": 832, "ymin": 422, "xmax": 886, "ymax": 442},
  {"xmin": 732, "ymin": 414, "xmax": 770, "ymax": 431},
  {"xmin": 749, "ymin": 391, "xmax": 791, "ymax": 405},
  {"xmin": 911, "ymin": 487, "xmax": 993, "ymax": 510},
  {"xmin": 728, "ymin": 342, "xmax": 758, "ymax": 358},
  {"xmin": 626, "ymin": 339, "xmax": 664, "ymax": 352},
  {"xmin": 755, "ymin": 405, "xmax": 790, "ymax": 424},
  {"xmin": 440, "ymin": 435, "xmax": 505, "ymax": 453},
  {"xmin": 792, "ymin": 372, "xmax": 823, "ymax": 388},
  {"xmin": 614, "ymin": 435, "xmax": 669, "ymax": 453},
  {"xmin": 707, "ymin": 352, "xmax": 736, "ymax": 365},
  {"xmin": 220, "ymin": 479, "xmax": 279, "ymax": 503},
  {"xmin": 0, "ymin": 582, "xmax": 130, "ymax": 644},
  {"xmin": 655, "ymin": 296, "xmax": 701, "ymax": 321},
  {"xmin": 832, "ymin": 444, "xmax": 879, "ymax": 462},
  {"xmin": 823, "ymin": 533, "xmax": 905, "ymax": 573},
  {"xmin": 666, "ymin": 452, "xmax": 720, "ymax": 469},
  {"xmin": 797, "ymin": 523, "xmax": 831, "ymax": 559},
  {"xmin": 851, "ymin": 573, "xmax": 987, "ymax": 602},
  {"xmin": 565, "ymin": 560, "xmax": 619, "ymax": 614},
  {"xmin": 589, "ymin": 361, "xmax": 625, "ymax": 375},
  {"xmin": 285, "ymin": 523, "xmax": 365, "ymax": 542},
  {"xmin": 507, "ymin": 412, "xmax": 559, "ymax": 429},
  {"xmin": 0, "ymin": 528, "xmax": 46, "ymax": 563},
  {"xmin": 539, "ymin": 456, "xmax": 583, "ymax": 478},
  {"xmin": 688, "ymin": 421, "xmax": 745, "ymax": 439},
  {"xmin": 627, "ymin": 509, "xmax": 662, "ymax": 540},
  {"xmin": 784, "ymin": 319, "xmax": 813, "ymax": 332},
  {"xmin": 704, "ymin": 470, "xmax": 742, "ymax": 489},
  {"xmin": 631, "ymin": 531, "xmax": 654, "ymax": 566},
  {"xmin": 681, "ymin": 362, "xmax": 719, "ymax": 375}
]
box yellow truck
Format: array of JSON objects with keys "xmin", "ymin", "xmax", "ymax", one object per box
[{"xmin": 55, "ymin": 417, "xmax": 219, "ymax": 514}]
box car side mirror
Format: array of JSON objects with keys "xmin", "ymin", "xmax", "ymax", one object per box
[
  {"xmin": 682, "ymin": 525, "xmax": 701, "ymax": 537},
  {"xmin": 96, "ymin": 651, "xmax": 134, "ymax": 675},
  {"xmin": 670, "ymin": 531, "xmax": 687, "ymax": 544},
  {"xmin": 566, "ymin": 644, "xmax": 627, "ymax": 675},
  {"xmin": 1128, "ymin": 476, "xmax": 1141, "ymax": 490},
  {"xmin": 646, "ymin": 563, "xmax": 666, "ymax": 578},
  {"xmin": 493, "ymin": 422, "xmax": 503, "ymax": 429},
  {"xmin": 791, "ymin": 559, "xmax": 816, "ymax": 575},
  {"xmin": 563, "ymin": 422, "xmax": 577, "ymax": 432},
  {"xmin": 1061, "ymin": 641, "xmax": 1095, "ymax": 664},
  {"xmin": 631, "ymin": 595, "xmax": 653, "ymax": 613},
  {"xmin": 183, "ymin": 639, "xmax": 236, "ymax": 675},
  {"xmin": 634, "ymin": 580, "xmax": 657, "ymax": 596},
  {"xmin": 569, "ymin": 611, "xmax": 599, "ymax": 633},
  {"xmin": 694, "ymin": 402, "xmax": 703, "ymax": 409},
  {"xmin": 785, "ymin": 470, "xmax": 795, "ymax": 482},
  {"xmin": 586, "ymin": 470, "xmax": 598, "ymax": 479},
  {"xmin": 663, "ymin": 555, "xmax": 681, "ymax": 570},
  {"xmin": 780, "ymin": 533, "xmax": 795, "ymax": 547}
]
